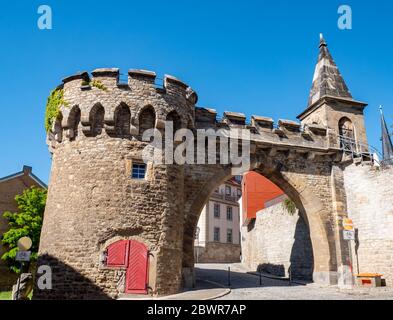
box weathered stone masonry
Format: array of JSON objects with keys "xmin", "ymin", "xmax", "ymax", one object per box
[
  {"xmin": 343, "ymin": 164, "xmax": 393, "ymax": 286},
  {"xmin": 36, "ymin": 36, "xmax": 379, "ymax": 299}
]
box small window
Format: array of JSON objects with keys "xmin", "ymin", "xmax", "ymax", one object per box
[
  {"xmin": 227, "ymin": 229, "xmax": 233, "ymax": 243},
  {"xmin": 214, "ymin": 227, "xmax": 220, "ymax": 242},
  {"xmin": 214, "ymin": 203, "xmax": 220, "ymax": 218},
  {"xmin": 225, "ymin": 186, "xmax": 231, "ymax": 195},
  {"xmin": 132, "ymin": 163, "xmax": 146, "ymax": 179},
  {"xmin": 226, "ymin": 206, "xmax": 233, "ymax": 221}
]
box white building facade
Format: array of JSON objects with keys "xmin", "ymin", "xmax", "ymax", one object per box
[{"xmin": 194, "ymin": 177, "xmax": 242, "ymax": 263}]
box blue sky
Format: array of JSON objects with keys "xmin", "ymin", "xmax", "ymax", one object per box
[{"xmin": 0, "ymin": 1, "xmax": 392, "ymax": 183}]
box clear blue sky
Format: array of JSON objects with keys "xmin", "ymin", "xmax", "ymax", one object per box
[{"xmin": 0, "ymin": 1, "xmax": 392, "ymax": 183}]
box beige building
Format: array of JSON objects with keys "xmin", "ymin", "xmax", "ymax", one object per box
[
  {"xmin": 0, "ymin": 166, "xmax": 46, "ymax": 290},
  {"xmin": 194, "ymin": 177, "xmax": 242, "ymax": 263}
]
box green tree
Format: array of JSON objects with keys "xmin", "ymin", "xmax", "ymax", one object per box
[{"xmin": 1, "ymin": 186, "xmax": 47, "ymax": 273}]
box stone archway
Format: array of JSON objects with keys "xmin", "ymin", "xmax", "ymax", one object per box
[{"xmin": 182, "ymin": 152, "xmax": 341, "ymax": 286}]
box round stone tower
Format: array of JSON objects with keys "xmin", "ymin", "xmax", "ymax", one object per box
[{"xmin": 36, "ymin": 68, "xmax": 198, "ymax": 299}]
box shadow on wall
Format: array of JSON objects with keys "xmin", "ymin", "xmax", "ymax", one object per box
[
  {"xmin": 289, "ymin": 215, "xmax": 314, "ymax": 281},
  {"xmin": 33, "ymin": 254, "xmax": 112, "ymax": 300},
  {"xmin": 255, "ymin": 214, "xmax": 314, "ymax": 281}
]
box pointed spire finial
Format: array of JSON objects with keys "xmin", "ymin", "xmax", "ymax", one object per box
[
  {"xmin": 380, "ymin": 104, "xmax": 393, "ymax": 161},
  {"xmin": 319, "ymin": 33, "xmax": 327, "ymax": 48}
]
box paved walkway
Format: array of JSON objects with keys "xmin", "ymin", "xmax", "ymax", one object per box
[
  {"xmin": 195, "ymin": 263, "xmax": 393, "ymax": 300},
  {"xmin": 119, "ymin": 263, "xmax": 393, "ymax": 300}
]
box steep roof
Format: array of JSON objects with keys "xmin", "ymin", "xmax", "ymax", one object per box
[
  {"xmin": 380, "ymin": 106, "xmax": 393, "ymax": 161},
  {"xmin": 307, "ymin": 34, "xmax": 353, "ymax": 107}
]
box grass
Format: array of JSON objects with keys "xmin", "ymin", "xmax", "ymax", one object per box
[{"xmin": 0, "ymin": 291, "xmax": 12, "ymax": 300}]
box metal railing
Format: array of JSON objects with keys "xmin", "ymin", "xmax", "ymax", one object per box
[{"xmin": 337, "ymin": 134, "xmax": 384, "ymax": 165}]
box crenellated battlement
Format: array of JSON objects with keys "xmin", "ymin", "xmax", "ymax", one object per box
[
  {"xmin": 47, "ymin": 68, "xmax": 199, "ymax": 149},
  {"xmin": 193, "ymin": 107, "xmax": 339, "ymax": 156},
  {"xmin": 47, "ymin": 67, "xmax": 340, "ymax": 159}
]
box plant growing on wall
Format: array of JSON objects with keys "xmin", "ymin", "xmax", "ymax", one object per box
[
  {"xmin": 282, "ymin": 198, "xmax": 296, "ymax": 216},
  {"xmin": 1, "ymin": 187, "xmax": 47, "ymax": 273},
  {"xmin": 82, "ymin": 79, "xmax": 108, "ymax": 91},
  {"xmin": 44, "ymin": 88, "xmax": 68, "ymax": 132}
]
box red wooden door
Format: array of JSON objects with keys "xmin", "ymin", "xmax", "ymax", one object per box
[
  {"xmin": 125, "ymin": 240, "xmax": 149, "ymax": 294},
  {"xmin": 106, "ymin": 240, "xmax": 129, "ymax": 267}
]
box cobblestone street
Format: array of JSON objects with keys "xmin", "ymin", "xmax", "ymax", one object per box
[{"xmin": 195, "ymin": 263, "xmax": 393, "ymax": 300}]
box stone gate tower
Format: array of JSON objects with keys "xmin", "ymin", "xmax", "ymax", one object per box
[
  {"xmin": 37, "ymin": 36, "xmax": 368, "ymax": 299},
  {"xmin": 37, "ymin": 69, "xmax": 198, "ymax": 299}
]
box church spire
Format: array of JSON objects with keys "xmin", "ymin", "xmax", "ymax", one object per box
[
  {"xmin": 380, "ymin": 106, "xmax": 393, "ymax": 161},
  {"xmin": 308, "ymin": 34, "xmax": 353, "ymax": 106}
]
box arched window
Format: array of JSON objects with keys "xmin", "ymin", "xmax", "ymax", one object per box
[
  {"xmin": 114, "ymin": 104, "xmax": 130, "ymax": 136},
  {"xmin": 339, "ymin": 117, "xmax": 356, "ymax": 152},
  {"xmin": 68, "ymin": 106, "xmax": 81, "ymax": 140},
  {"xmin": 166, "ymin": 110, "xmax": 182, "ymax": 133},
  {"xmin": 139, "ymin": 106, "xmax": 156, "ymax": 135},
  {"xmin": 90, "ymin": 104, "xmax": 105, "ymax": 137},
  {"xmin": 339, "ymin": 117, "xmax": 354, "ymax": 140}
]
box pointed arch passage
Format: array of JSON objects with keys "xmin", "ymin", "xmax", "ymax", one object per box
[
  {"xmin": 90, "ymin": 104, "xmax": 105, "ymax": 137},
  {"xmin": 53, "ymin": 112, "xmax": 63, "ymax": 142},
  {"xmin": 166, "ymin": 110, "xmax": 182, "ymax": 134},
  {"xmin": 114, "ymin": 104, "xmax": 131, "ymax": 136},
  {"xmin": 68, "ymin": 106, "xmax": 81, "ymax": 140},
  {"xmin": 139, "ymin": 106, "xmax": 156, "ymax": 136}
]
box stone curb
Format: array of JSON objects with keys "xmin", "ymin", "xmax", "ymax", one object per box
[
  {"xmin": 196, "ymin": 279, "xmax": 231, "ymax": 300},
  {"xmin": 117, "ymin": 279, "xmax": 231, "ymax": 301}
]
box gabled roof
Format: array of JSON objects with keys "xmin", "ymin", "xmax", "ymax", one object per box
[{"xmin": 0, "ymin": 166, "xmax": 47, "ymax": 189}]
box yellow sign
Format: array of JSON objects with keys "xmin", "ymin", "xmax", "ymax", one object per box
[{"xmin": 343, "ymin": 218, "xmax": 354, "ymax": 231}]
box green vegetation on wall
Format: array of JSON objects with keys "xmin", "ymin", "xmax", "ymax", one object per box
[
  {"xmin": 44, "ymin": 88, "xmax": 68, "ymax": 132},
  {"xmin": 82, "ymin": 79, "xmax": 108, "ymax": 91},
  {"xmin": 282, "ymin": 198, "xmax": 297, "ymax": 216}
]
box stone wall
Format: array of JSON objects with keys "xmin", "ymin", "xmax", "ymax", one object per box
[
  {"xmin": 343, "ymin": 163, "xmax": 393, "ymax": 286},
  {"xmin": 195, "ymin": 242, "xmax": 240, "ymax": 263},
  {"xmin": 241, "ymin": 201, "xmax": 314, "ymax": 280}
]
